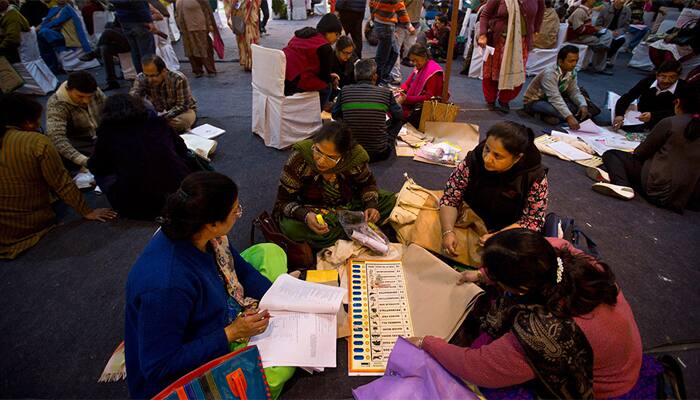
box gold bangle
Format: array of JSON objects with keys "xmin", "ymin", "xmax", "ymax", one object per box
[{"xmin": 441, "ymin": 229, "xmax": 454, "ymax": 237}]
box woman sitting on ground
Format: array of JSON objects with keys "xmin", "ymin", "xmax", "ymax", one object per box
[
  {"xmin": 440, "ymin": 121, "xmax": 548, "ymax": 257},
  {"xmin": 587, "ymin": 84, "xmax": 700, "ymax": 211},
  {"xmin": 0, "ymin": 94, "xmax": 116, "ymax": 260},
  {"xmin": 409, "ymin": 229, "xmax": 643, "ymax": 398},
  {"xmin": 396, "ymin": 43, "xmax": 446, "ymax": 127},
  {"xmin": 88, "ymin": 94, "xmax": 195, "ymax": 220},
  {"xmin": 273, "ymin": 122, "xmax": 396, "ymax": 249},
  {"xmin": 125, "ymin": 172, "xmax": 294, "ymax": 399},
  {"xmin": 331, "ymin": 35, "xmax": 357, "ymax": 91}
]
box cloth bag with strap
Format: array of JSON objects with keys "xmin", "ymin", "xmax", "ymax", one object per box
[
  {"xmin": 250, "ymin": 211, "xmax": 314, "ymax": 271},
  {"xmin": 418, "ymin": 98, "xmax": 459, "ymax": 132},
  {"xmin": 389, "ymin": 173, "xmax": 442, "ymax": 244}
]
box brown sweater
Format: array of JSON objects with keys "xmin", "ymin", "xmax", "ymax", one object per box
[{"xmin": 0, "ymin": 129, "xmax": 91, "ymax": 259}]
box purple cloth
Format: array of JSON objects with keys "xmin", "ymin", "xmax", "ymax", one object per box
[{"xmin": 352, "ymin": 337, "xmax": 480, "ymax": 400}]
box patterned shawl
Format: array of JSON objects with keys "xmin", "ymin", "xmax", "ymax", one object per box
[
  {"xmin": 498, "ymin": 0, "xmax": 526, "ymax": 90},
  {"xmin": 210, "ymin": 235, "xmax": 257, "ymax": 308},
  {"xmin": 481, "ymin": 295, "xmax": 595, "ymax": 399}
]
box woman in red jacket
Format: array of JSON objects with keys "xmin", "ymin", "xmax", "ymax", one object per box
[
  {"xmin": 408, "ymin": 229, "xmax": 643, "ymax": 398},
  {"xmin": 282, "ymin": 13, "xmax": 342, "ymax": 107}
]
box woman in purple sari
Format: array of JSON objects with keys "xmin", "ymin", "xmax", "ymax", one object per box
[{"xmin": 396, "ymin": 43, "xmax": 446, "ymax": 127}]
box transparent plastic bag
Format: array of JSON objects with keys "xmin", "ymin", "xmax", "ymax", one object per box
[{"xmin": 337, "ymin": 210, "xmax": 390, "ymax": 255}]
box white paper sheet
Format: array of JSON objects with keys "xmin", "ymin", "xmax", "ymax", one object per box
[
  {"xmin": 567, "ymin": 119, "xmax": 603, "ymax": 135},
  {"xmin": 249, "ymin": 310, "xmax": 337, "ymax": 368},
  {"xmin": 189, "ymin": 123, "xmax": 226, "ymax": 139},
  {"xmin": 623, "ymin": 110, "xmax": 644, "ymax": 126},
  {"xmin": 546, "ymin": 141, "xmax": 593, "ymax": 160},
  {"xmin": 607, "ymin": 91, "xmax": 642, "ymax": 125},
  {"xmin": 180, "ymin": 133, "xmax": 217, "ymax": 158},
  {"xmin": 478, "ymin": 45, "xmax": 495, "ymax": 61},
  {"xmin": 259, "ymin": 274, "xmax": 345, "ymax": 314}
]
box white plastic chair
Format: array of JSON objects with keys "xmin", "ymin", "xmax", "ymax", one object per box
[
  {"xmin": 251, "ymin": 44, "xmax": 322, "ymax": 149},
  {"xmin": 526, "ymin": 23, "xmax": 568, "ymax": 76},
  {"xmin": 13, "ymin": 28, "xmax": 58, "ymax": 95}
]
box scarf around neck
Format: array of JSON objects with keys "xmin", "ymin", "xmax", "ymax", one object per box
[
  {"xmin": 210, "ymin": 235, "xmax": 257, "ymax": 309},
  {"xmin": 482, "ymin": 295, "xmax": 594, "ymax": 399},
  {"xmin": 293, "ymin": 139, "xmax": 369, "ymax": 175},
  {"xmin": 499, "ymin": 0, "xmax": 526, "ymax": 90},
  {"xmin": 406, "ymin": 59, "xmax": 444, "ymax": 98}
]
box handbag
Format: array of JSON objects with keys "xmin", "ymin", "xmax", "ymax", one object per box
[
  {"xmin": 418, "ymin": 98, "xmax": 459, "ymax": 132},
  {"xmin": 153, "ymin": 346, "xmax": 271, "ymax": 400},
  {"xmin": 250, "ymin": 211, "xmax": 314, "ymax": 271},
  {"xmin": 388, "ymin": 173, "xmax": 442, "ymax": 243},
  {"xmin": 230, "ymin": 15, "xmax": 246, "ymax": 35}
]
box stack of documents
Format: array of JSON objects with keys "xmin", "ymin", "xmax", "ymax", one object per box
[
  {"xmin": 565, "ymin": 119, "xmax": 641, "ymax": 156},
  {"xmin": 249, "ymin": 274, "xmax": 345, "ymax": 371},
  {"xmin": 181, "ymin": 124, "xmax": 226, "ymax": 160}
]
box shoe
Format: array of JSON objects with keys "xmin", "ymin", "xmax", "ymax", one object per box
[
  {"xmin": 101, "ymin": 81, "xmax": 120, "ymax": 91},
  {"xmin": 605, "ymin": 62, "xmax": 614, "ymax": 69},
  {"xmin": 596, "ymin": 70, "xmax": 614, "ymax": 76},
  {"xmin": 194, "ymin": 72, "xmax": 204, "ymax": 78},
  {"xmin": 586, "ymin": 166, "xmax": 610, "ymax": 183},
  {"xmin": 542, "ymin": 115, "xmax": 560, "ymax": 125},
  {"xmin": 495, "ymin": 101, "xmax": 510, "ymax": 114},
  {"xmin": 206, "ymin": 71, "xmax": 217, "ymax": 77},
  {"xmin": 591, "ymin": 182, "xmax": 634, "ymax": 200},
  {"xmin": 487, "ymin": 102, "xmax": 496, "ymax": 111},
  {"xmin": 79, "ymin": 51, "xmax": 98, "ymax": 62}
]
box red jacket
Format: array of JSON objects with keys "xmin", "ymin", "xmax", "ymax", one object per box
[{"xmin": 283, "ymin": 30, "xmax": 330, "ymax": 92}]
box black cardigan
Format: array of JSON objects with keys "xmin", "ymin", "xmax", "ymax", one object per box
[{"xmin": 615, "ymin": 76, "xmax": 686, "ymax": 129}]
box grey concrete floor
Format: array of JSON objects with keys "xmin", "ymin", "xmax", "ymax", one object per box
[{"xmin": 1, "ymin": 14, "xmax": 699, "ymax": 399}]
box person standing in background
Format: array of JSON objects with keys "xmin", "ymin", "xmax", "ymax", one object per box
[
  {"xmin": 389, "ymin": 0, "xmax": 421, "ymax": 83},
  {"xmin": 259, "ymin": 0, "xmax": 269, "ymax": 34},
  {"xmin": 335, "ymin": 0, "xmax": 366, "ymax": 57},
  {"xmin": 478, "ymin": 0, "xmax": 544, "ymax": 113},
  {"xmin": 370, "ymin": 0, "xmax": 414, "ymax": 86},
  {"xmin": 111, "ymin": 0, "xmax": 155, "ymax": 73},
  {"xmin": 176, "ymin": 0, "xmax": 218, "ymax": 76}
]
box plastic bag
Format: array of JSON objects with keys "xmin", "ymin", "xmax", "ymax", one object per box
[{"xmin": 337, "ymin": 210, "xmax": 390, "ymax": 255}]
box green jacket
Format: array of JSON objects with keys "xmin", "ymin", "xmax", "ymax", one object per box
[{"xmin": 0, "ymin": 6, "xmax": 29, "ymax": 51}]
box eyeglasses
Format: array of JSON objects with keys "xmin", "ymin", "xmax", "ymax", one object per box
[
  {"xmin": 340, "ymin": 49, "xmax": 354, "ymax": 56},
  {"xmin": 312, "ymin": 144, "xmax": 342, "ymax": 165},
  {"xmin": 235, "ymin": 204, "xmax": 243, "ymax": 218}
]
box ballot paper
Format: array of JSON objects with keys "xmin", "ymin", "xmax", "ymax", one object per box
[
  {"xmin": 546, "ymin": 141, "xmax": 593, "ymax": 161},
  {"xmin": 607, "ymin": 91, "xmax": 643, "ymax": 126},
  {"xmin": 567, "ymin": 119, "xmax": 603, "ymax": 135},
  {"xmin": 189, "ymin": 123, "xmax": 225, "ymax": 139},
  {"xmin": 248, "ymin": 274, "xmax": 345, "ymax": 368},
  {"xmin": 478, "ymin": 45, "xmax": 495, "ymax": 61}
]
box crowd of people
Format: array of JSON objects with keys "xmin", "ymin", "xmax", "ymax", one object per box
[{"xmin": 1, "ymin": 0, "xmax": 700, "ymax": 398}]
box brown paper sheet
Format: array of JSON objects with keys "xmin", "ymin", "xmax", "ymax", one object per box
[{"xmin": 402, "ymin": 244, "xmax": 483, "ymax": 340}]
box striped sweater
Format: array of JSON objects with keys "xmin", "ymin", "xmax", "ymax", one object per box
[
  {"xmin": 0, "ymin": 129, "xmax": 91, "ymax": 259},
  {"xmin": 370, "ymin": 0, "xmax": 411, "ymax": 26},
  {"xmin": 332, "ymin": 81, "xmax": 403, "ymax": 155}
]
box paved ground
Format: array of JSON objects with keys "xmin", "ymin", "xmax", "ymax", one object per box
[{"xmin": 1, "ymin": 14, "xmax": 699, "ymax": 399}]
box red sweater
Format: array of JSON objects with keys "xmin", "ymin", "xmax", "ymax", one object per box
[
  {"xmin": 283, "ymin": 31, "xmax": 330, "ymax": 92},
  {"xmin": 423, "ymin": 239, "xmax": 643, "ymax": 399},
  {"xmin": 400, "ymin": 72, "xmax": 443, "ymax": 118}
]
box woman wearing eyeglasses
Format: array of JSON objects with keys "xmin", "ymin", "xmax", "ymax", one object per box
[
  {"xmin": 273, "ymin": 122, "xmax": 397, "ymax": 249},
  {"xmin": 125, "ymin": 171, "xmax": 294, "ymax": 399},
  {"xmin": 330, "ymin": 35, "xmax": 357, "ymax": 92}
]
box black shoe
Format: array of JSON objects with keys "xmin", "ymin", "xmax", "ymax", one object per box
[
  {"xmin": 102, "ymin": 81, "xmax": 120, "ymax": 91},
  {"xmin": 487, "ymin": 102, "xmax": 496, "ymax": 111},
  {"xmin": 79, "ymin": 51, "xmax": 98, "ymax": 62},
  {"xmin": 596, "ymin": 70, "xmax": 614, "ymax": 76},
  {"xmin": 495, "ymin": 101, "xmax": 510, "ymax": 114}
]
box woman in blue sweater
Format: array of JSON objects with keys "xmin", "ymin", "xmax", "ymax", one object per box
[{"xmin": 124, "ymin": 172, "xmax": 293, "ymax": 399}]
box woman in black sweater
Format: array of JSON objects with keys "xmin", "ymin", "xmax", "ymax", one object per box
[
  {"xmin": 88, "ymin": 94, "xmax": 195, "ymax": 220},
  {"xmin": 588, "ymin": 84, "xmax": 700, "ymax": 212}
]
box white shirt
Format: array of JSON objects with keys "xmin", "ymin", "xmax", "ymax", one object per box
[{"xmin": 650, "ymin": 80, "xmax": 678, "ymax": 95}]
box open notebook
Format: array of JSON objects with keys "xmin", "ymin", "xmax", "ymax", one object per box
[{"xmin": 248, "ymin": 274, "xmax": 345, "ymax": 369}]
